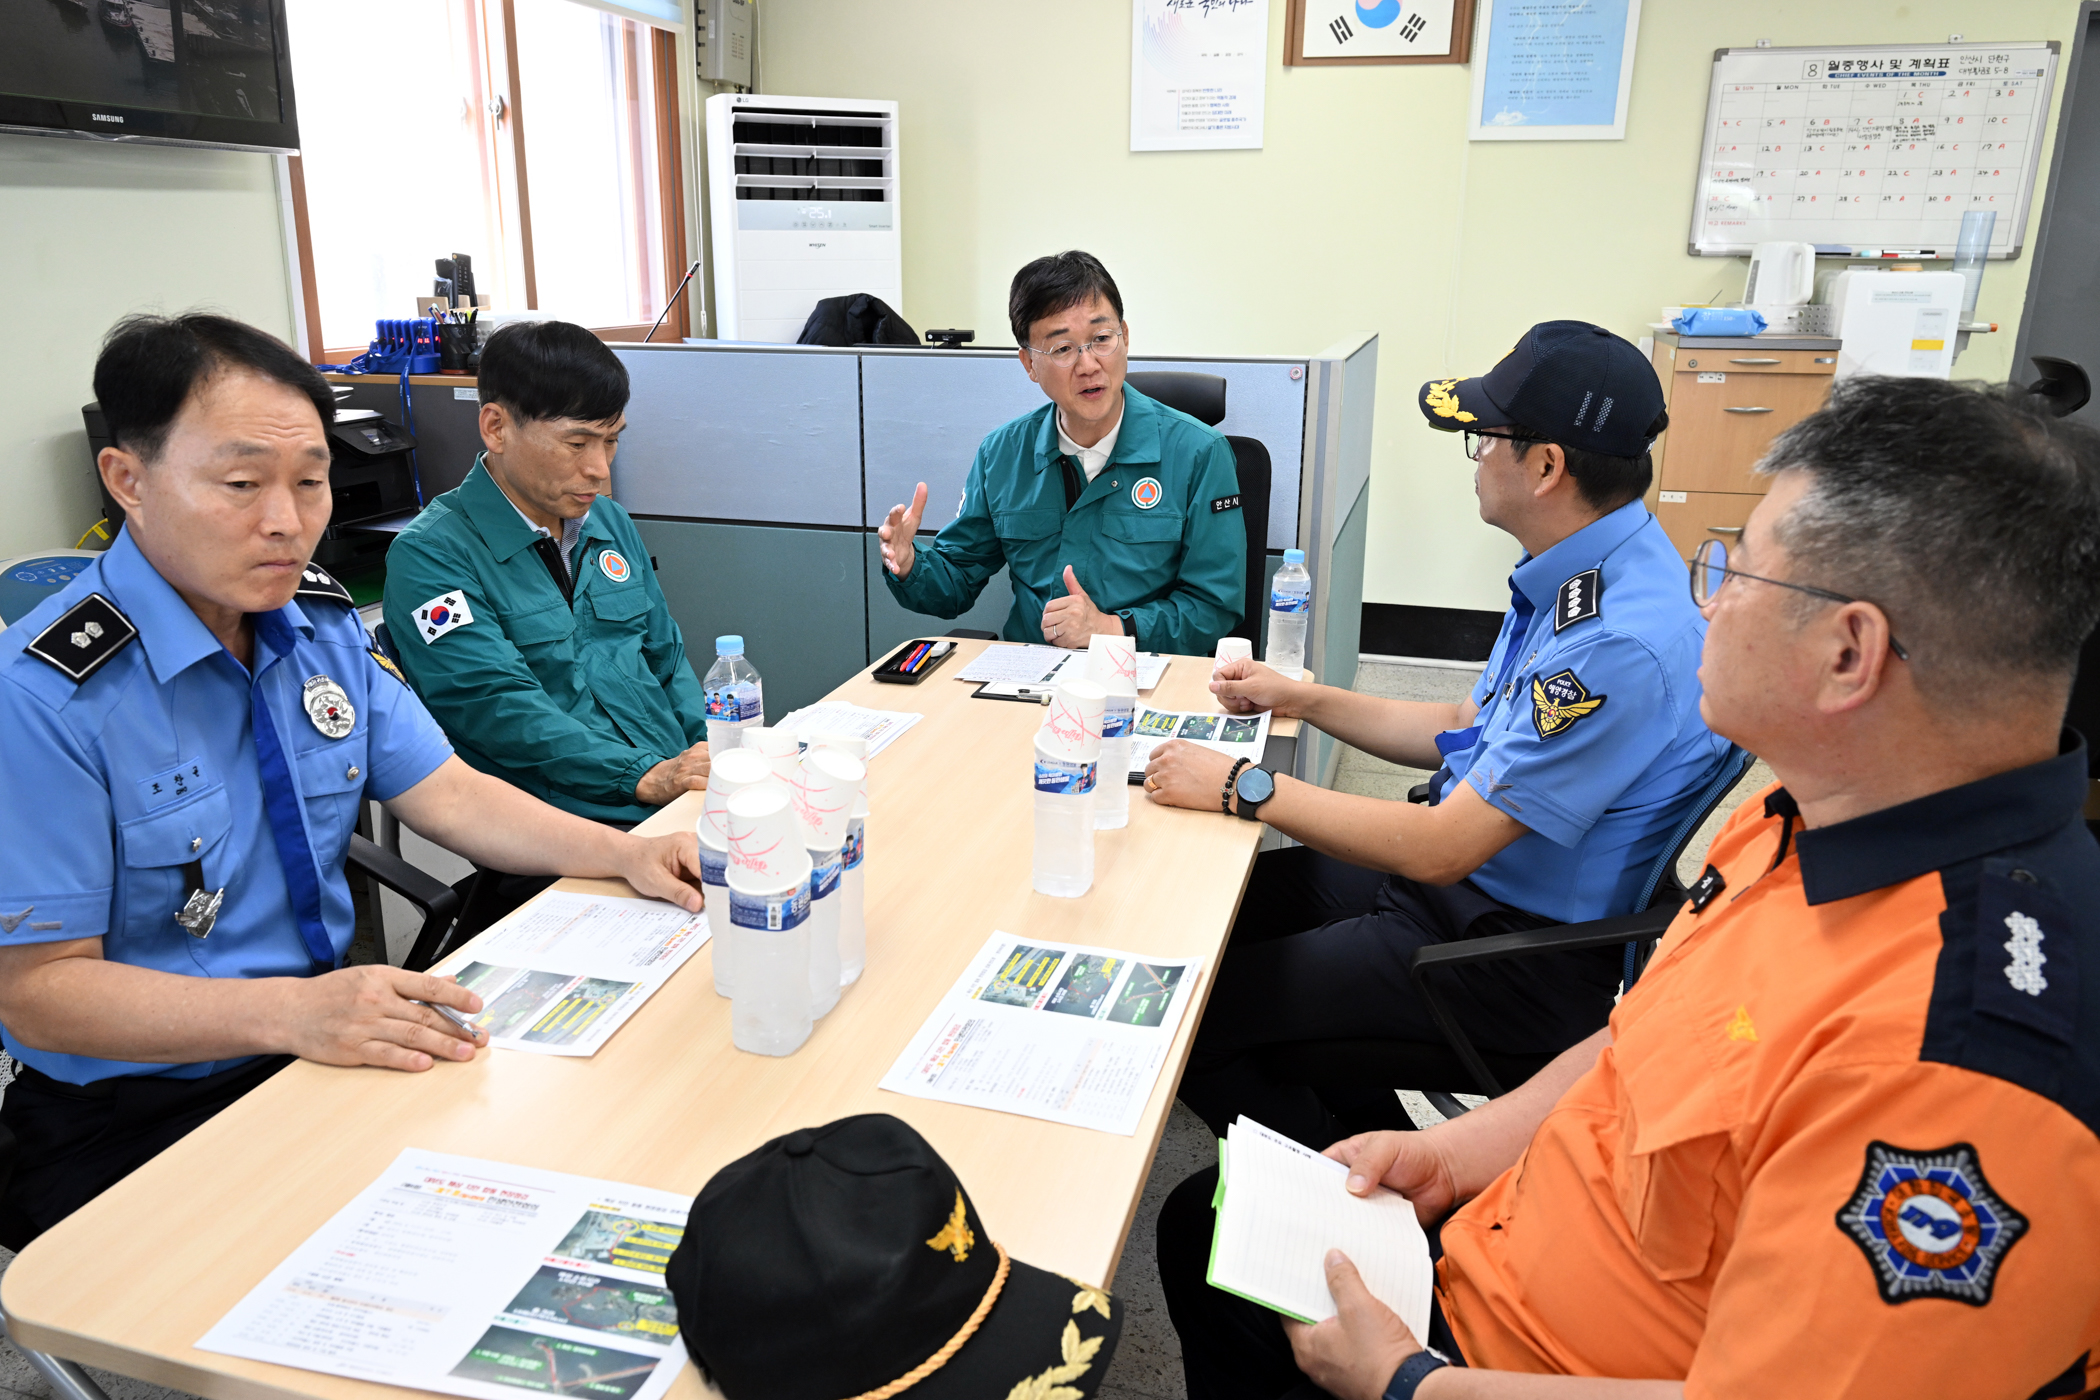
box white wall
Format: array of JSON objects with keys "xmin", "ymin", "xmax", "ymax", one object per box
[
  {"xmin": 757, "ymin": 0, "xmax": 2078, "ymax": 612},
  {"xmin": 0, "ymin": 133, "xmax": 297, "ymax": 561}
]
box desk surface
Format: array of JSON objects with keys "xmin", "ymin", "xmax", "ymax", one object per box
[{"xmin": 2, "ymin": 642, "xmax": 1296, "ymax": 1400}]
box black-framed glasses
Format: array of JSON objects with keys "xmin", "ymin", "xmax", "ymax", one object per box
[
  {"xmin": 1025, "ymin": 328, "xmax": 1125, "ymax": 368},
  {"xmin": 1690, "ymin": 539, "xmax": 1911, "ymax": 661},
  {"xmin": 1463, "ymin": 428, "xmax": 1544, "ymax": 461}
]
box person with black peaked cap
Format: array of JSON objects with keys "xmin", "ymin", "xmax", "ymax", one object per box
[
  {"xmin": 666, "ymin": 1114, "xmax": 1122, "ymax": 1398},
  {"xmin": 1142, "ymin": 321, "xmax": 1732, "ymax": 1149}
]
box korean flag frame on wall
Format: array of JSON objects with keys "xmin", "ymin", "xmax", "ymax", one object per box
[{"xmin": 1285, "ymin": 0, "xmax": 1470, "ymax": 65}]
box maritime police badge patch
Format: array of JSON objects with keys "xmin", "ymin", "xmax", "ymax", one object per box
[
  {"xmin": 1837, "ymin": 1141, "xmax": 2027, "ymax": 1306},
  {"xmin": 1531, "ymin": 669, "xmax": 1606, "ymax": 738}
]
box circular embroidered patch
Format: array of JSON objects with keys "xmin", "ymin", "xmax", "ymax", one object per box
[
  {"xmin": 600, "ymin": 549, "xmax": 631, "ymax": 583},
  {"xmin": 1131, "ymin": 477, "xmax": 1163, "ymax": 510},
  {"xmin": 1837, "ymin": 1141, "xmax": 2027, "ymax": 1304}
]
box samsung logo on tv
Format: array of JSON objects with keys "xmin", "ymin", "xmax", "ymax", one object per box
[{"xmin": 90, "ymin": 113, "xmax": 124, "ymax": 124}]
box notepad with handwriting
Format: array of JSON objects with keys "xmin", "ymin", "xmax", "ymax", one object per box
[{"xmin": 1207, "ymin": 1117, "xmax": 1434, "ymax": 1339}]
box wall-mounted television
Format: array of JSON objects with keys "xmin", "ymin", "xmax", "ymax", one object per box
[{"xmin": 0, "ymin": 0, "xmax": 299, "ymax": 154}]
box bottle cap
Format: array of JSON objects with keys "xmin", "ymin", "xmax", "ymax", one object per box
[
  {"xmin": 1036, "ymin": 677, "xmax": 1106, "ymax": 763},
  {"xmin": 700, "ymin": 748, "xmax": 778, "ymax": 850},
  {"xmin": 793, "ymin": 748, "xmax": 864, "ymax": 851},
  {"xmin": 1283, "ymin": 549, "xmax": 1305, "ymax": 565},
  {"xmin": 716, "ymin": 634, "xmax": 745, "ymax": 655},
  {"xmin": 1085, "ymin": 634, "xmax": 1139, "ymax": 697},
  {"xmin": 725, "ymin": 785, "xmax": 813, "ymax": 895}
]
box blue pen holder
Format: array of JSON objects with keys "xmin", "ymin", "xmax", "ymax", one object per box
[{"xmin": 357, "ymin": 318, "xmax": 443, "ymax": 375}]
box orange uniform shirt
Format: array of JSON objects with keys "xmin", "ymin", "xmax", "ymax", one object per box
[{"xmin": 1435, "ymin": 741, "xmax": 2100, "ymax": 1397}]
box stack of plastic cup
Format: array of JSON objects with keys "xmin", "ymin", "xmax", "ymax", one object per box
[
  {"xmin": 697, "ymin": 748, "xmax": 783, "ymax": 998},
  {"xmin": 724, "ymin": 785, "xmax": 814, "ymax": 1056},
  {"xmin": 1032, "ymin": 677, "xmax": 1106, "ymax": 898},
  {"xmin": 1088, "ymin": 635, "xmax": 1138, "ymax": 831},
  {"xmin": 789, "ymin": 746, "xmax": 862, "ymax": 1020},
  {"xmin": 811, "ymin": 733, "xmax": 870, "ymax": 985},
  {"xmin": 1214, "ymin": 637, "xmax": 1253, "ymax": 674}
]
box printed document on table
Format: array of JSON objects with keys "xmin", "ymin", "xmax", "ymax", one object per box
[
  {"xmin": 1208, "ymin": 1117, "xmax": 1433, "ymax": 1341},
  {"xmin": 879, "ymin": 931, "xmax": 1203, "ymax": 1135},
  {"xmin": 773, "ymin": 700, "xmax": 922, "ymax": 757},
  {"xmin": 1127, "ymin": 707, "xmax": 1269, "ymax": 776},
  {"xmin": 959, "ymin": 644, "xmax": 1168, "ymax": 691},
  {"xmin": 435, "ymin": 892, "xmax": 708, "ymax": 1057},
  {"xmin": 199, "ymin": 1149, "xmax": 691, "ymax": 1400}
]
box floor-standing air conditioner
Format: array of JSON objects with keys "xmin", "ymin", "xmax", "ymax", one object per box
[{"xmin": 705, "ymin": 92, "xmax": 901, "ymax": 343}]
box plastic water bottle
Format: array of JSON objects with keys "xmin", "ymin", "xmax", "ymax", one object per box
[
  {"xmin": 838, "ymin": 806, "xmax": 866, "ymax": 983},
  {"xmin": 1267, "ymin": 549, "xmax": 1312, "ymax": 677},
  {"xmin": 1088, "ymin": 636, "xmax": 1137, "ymax": 831},
  {"xmin": 805, "ymin": 842, "xmax": 843, "ymax": 1018},
  {"xmin": 704, "ymin": 635, "xmax": 765, "ymax": 749},
  {"xmin": 725, "ymin": 786, "xmax": 812, "ymax": 1056},
  {"xmin": 697, "ymin": 748, "xmax": 778, "ymax": 999},
  {"xmin": 1031, "ymin": 678, "xmax": 1105, "ymax": 898}
]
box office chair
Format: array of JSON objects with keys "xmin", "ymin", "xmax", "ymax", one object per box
[
  {"xmin": 1266, "ymin": 745, "xmax": 1758, "ymax": 1114},
  {"xmin": 1122, "ymin": 372, "xmax": 1273, "ymax": 650},
  {"xmin": 345, "ymin": 834, "xmax": 466, "ymax": 972}
]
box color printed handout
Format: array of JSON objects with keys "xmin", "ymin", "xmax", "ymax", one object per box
[
  {"xmin": 197, "ymin": 1149, "xmax": 691, "ymax": 1400},
  {"xmin": 436, "ymin": 892, "xmax": 709, "ymax": 1058},
  {"xmin": 956, "ymin": 644, "xmax": 1169, "ymax": 692},
  {"xmin": 1126, "ymin": 706, "xmax": 1270, "ymax": 776},
  {"xmin": 879, "ymin": 932, "xmax": 1203, "ymax": 1135}
]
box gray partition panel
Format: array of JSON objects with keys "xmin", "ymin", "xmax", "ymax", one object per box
[
  {"xmin": 865, "ymin": 533, "xmax": 1016, "ymax": 662},
  {"xmin": 635, "ymin": 518, "xmax": 868, "ymax": 718},
  {"xmin": 1129, "ymin": 358, "xmax": 1306, "ymax": 551},
  {"xmin": 861, "ymin": 354, "xmax": 1044, "ymax": 534},
  {"xmin": 612, "ymin": 346, "xmax": 863, "ymax": 527}
]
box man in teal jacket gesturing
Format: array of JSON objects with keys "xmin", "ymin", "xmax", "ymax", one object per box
[
  {"xmin": 384, "ymin": 322, "xmax": 710, "ymax": 830},
  {"xmin": 878, "ymin": 251, "xmax": 1247, "ymax": 655}
]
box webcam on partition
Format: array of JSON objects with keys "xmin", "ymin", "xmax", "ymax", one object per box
[{"xmin": 925, "ymin": 329, "xmax": 975, "ymax": 350}]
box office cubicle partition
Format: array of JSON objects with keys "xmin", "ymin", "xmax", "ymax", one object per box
[{"xmin": 608, "ymin": 336, "xmax": 1376, "ymax": 789}]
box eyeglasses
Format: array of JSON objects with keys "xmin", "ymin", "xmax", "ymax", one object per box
[
  {"xmin": 1689, "ymin": 538, "xmax": 1911, "ymax": 661},
  {"xmin": 1463, "ymin": 429, "xmax": 1544, "ymax": 461},
  {"xmin": 1026, "ymin": 328, "xmax": 1125, "ymax": 368}
]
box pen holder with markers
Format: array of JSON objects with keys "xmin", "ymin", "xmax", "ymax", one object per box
[{"xmin": 873, "ymin": 638, "xmax": 955, "ymax": 684}]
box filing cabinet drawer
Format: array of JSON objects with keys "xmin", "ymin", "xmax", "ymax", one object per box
[
  {"xmin": 1664, "ymin": 372, "xmax": 1831, "ymax": 493},
  {"xmin": 1672, "ymin": 349, "xmax": 1838, "ymax": 375},
  {"xmin": 1655, "ymin": 491, "xmax": 1760, "ymax": 562}
]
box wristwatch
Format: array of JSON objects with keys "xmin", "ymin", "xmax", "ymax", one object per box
[{"xmin": 1232, "ymin": 764, "xmax": 1276, "ymax": 822}]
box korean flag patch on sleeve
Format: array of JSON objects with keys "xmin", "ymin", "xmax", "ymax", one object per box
[{"xmin": 415, "ymin": 592, "xmax": 475, "ymax": 644}]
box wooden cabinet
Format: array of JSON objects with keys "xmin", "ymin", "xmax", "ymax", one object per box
[{"xmin": 1644, "ymin": 333, "xmax": 1838, "ymax": 549}]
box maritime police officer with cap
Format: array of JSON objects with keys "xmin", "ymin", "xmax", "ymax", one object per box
[
  {"xmin": 1146, "ymin": 321, "xmax": 1731, "ymax": 1149},
  {"xmin": 0, "ymin": 314, "xmax": 705, "ymax": 1248},
  {"xmin": 877, "ymin": 250, "xmax": 1247, "ymax": 654}
]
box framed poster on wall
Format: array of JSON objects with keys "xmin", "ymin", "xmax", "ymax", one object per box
[
  {"xmin": 1286, "ymin": 0, "xmax": 1473, "ymax": 66},
  {"xmin": 1470, "ymin": 0, "xmax": 1643, "ymax": 139}
]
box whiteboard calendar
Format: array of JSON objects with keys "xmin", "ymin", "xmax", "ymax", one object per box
[{"xmin": 1689, "ymin": 42, "xmax": 2059, "ymax": 258}]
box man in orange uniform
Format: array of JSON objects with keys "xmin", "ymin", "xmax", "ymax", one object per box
[{"xmin": 1154, "ymin": 374, "xmax": 2100, "ymax": 1399}]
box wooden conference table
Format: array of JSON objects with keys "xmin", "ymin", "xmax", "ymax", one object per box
[{"xmin": 2, "ymin": 640, "xmax": 1301, "ymax": 1400}]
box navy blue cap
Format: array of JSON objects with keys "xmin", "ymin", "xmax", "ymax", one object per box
[{"xmin": 1418, "ymin": 320, "xmax": 1668, "ymax": 459}]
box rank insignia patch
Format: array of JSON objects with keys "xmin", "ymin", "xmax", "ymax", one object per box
[
  {"xmin": 26, "ymin": 593, "xmax": 137, "ymax": 683},
  {"xmin": 1837, "ymin": 1141, "xmax": 2027, "ymax": 1306},
  {"xmin": 1532, "ymin": 670, "xmax": 1606, "ymax": 738},
  {"xmin": 1555, "ymin": 568, "xmax": 1602, "ymax": 632},
  {"xmin": 295, "ymin": 564, "xmax": 354, "ymax": 608}
]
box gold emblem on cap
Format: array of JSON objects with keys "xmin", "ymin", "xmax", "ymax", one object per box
[
  {"xmin": 1004, "ymin": 1322, "xmax": 1105, "ymax": 1400},
  {"xmin": 1424, "ymin": 379, "xmax": 1477, "ymax": 423},
  {"xmin": 926, "ymin": 1189, "xmax": 974, "ymax": 1262}
]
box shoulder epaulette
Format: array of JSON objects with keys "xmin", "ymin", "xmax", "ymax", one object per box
[
  {"xmin": 1554, "ymin": 567, "xmax": 1603, "ymax": 633},
  {"xmin": 296, "ymin": 563, "xmax": 356, "ymax": 608},
  {"xmin": 24, "ymin": 593, "xmax": 138, "ymax": 684}
]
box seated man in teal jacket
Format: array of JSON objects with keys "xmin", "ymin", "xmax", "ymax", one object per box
[
  {"xmin": 384, "ymin": 322, "xmax": 711, "ymax": 839},
  {"xmin": 877, "ymin": 251, "xmax": 1247, "ymax": 654}
]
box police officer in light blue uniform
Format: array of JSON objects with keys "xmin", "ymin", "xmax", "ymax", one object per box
[
  {"xmin": 1142, "ymin": 321, "xmax": 1732, "ymax": 1147},
  {"xmin": 0, "ymin": 315, "xmax": 706, "ymax": 1249}
]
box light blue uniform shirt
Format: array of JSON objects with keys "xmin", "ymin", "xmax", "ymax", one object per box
[
  {"xmin": 0, "ymin": 530, "xmax": 453, "ymax": 1085},
  {"xmin": 1436, "ymin": 500, "xmax": 1729, "ymax": 923}
]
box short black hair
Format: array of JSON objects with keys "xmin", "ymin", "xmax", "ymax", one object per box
[
  {"xmin": 477, "ymin": 320, "xmax": 630, "ymax": 424},
  {"xmin": 93, "ymin": 313, "xmax": 335, "ymax": 462},
  {"xmin": 1509, "ymin": 419, "xmax": 1663, "ymax": 513},
  {"xmin": 1008, "ymin": 251, "xmax": 1124, "ymax": 347},
  {"xmin": 1760, "ymin": 376, "xmax": 2100, "ymax": 703}
]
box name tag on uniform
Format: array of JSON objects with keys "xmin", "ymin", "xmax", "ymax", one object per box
[{"xmin": 1210, "ymin": 495, "xmax": 1242, "ymax": 513}]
